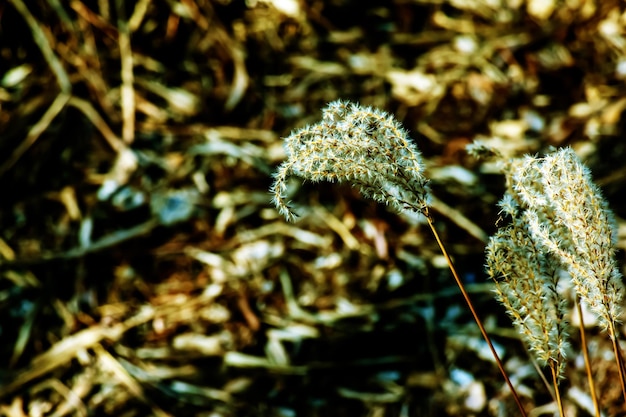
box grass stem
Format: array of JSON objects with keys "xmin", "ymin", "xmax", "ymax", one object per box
[
  {"xmin": 550, "ymin": 363, "xmax": 565, "ymax": 417},
  {"xmin": 576, "ymin": 298, "xmax": 601, "ymax": 417},
  {"xmin": 426, "ymin": 213, "xmax": 527, "ymax": 417},
  {"xmin": 609, "ymin": 320, "xmax": 626, "ymax": 406}
]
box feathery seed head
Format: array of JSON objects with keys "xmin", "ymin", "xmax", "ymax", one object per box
[
  {"xmin": 486, "ymin": 215, "xmax": 569, "ymax": 377},
  {"xmin": 271, "ymin": 100, "xmax": 430, "ymax": 221},
  {"xmin": 486, "ymin": 146, "xmax": 624, "ymax": 379},
  {"xmin": 504, "ymin": 147, "xmax": 624, "ymax": 332}
]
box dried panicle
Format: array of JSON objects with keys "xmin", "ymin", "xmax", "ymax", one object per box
[
  {"xmin": 506, "ymin": 147, "xmax": 624, "ymax": 333},
  {"xmin": 486, "ymin": 146, "xmax": 625, "ymax": 380},
  {"xmin": 486, "ymin": 195, "xmax": 569, "ymax": 377},
  {"xmin": 271, "ymin": 100, "xmax": 430, "ymax": 221}
]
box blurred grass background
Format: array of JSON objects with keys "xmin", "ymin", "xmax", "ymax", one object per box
[{"xmin": 1, "ymin": 0, "xmax": 626, "ymax": 415}]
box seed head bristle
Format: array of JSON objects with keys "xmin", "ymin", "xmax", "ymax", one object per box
[{"xmin": 271, "ymin": 100, "xmax": 430, "ymax": 220}]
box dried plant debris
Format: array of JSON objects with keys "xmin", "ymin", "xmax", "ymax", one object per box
[{"xmin": 1, "ymin": 0, "xmax": 626, "ymax": 416}]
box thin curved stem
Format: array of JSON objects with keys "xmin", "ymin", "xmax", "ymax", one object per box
[
  {"xmin": 550, "ymin": 363, "xmax": 565, "ymax": 417},
  {"xmin": 577, "ymin": 298, "xmax": 601, "ymax": 417},
  {"xmin": 608, "ymin": 320, "xmax": 626, "ymax": 405},
  {"xmin": 426, "ymin": 214, "xmax": 527, "ymax": 417}
]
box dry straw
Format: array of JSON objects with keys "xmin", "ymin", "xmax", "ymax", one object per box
[{"xmin": 272, "ymin": 101, "xmax": 527, "ymax": 416}]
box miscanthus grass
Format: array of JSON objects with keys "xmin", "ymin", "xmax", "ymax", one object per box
[
  {"xmin": 271, "ymin": 100, "xmax": 527, "ymax": 416},
  {"xmin": 472, "ymin": 144, "xmax": 626, "ymax": 416},
  {"xmin": 271, "ymin": 100, "xmax": 429, "ymax": 222}
]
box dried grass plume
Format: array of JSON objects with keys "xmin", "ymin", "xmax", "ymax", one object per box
[
  {"xmin": 484, "ymin": 146, "xmax": 625, "ymax": 383},
  {"xmin": 271, "ymin": 100, "xmax": 430, "ymax": 221}
]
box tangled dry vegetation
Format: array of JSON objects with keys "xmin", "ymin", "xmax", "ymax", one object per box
[{"xmin": 2, "ymin": 1, "xmax": 626, "ymax": 416}]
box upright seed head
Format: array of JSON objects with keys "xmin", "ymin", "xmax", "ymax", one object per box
[
  {"xmin": 486, "ymin": 194, "xmax": 569, "ymax": 378},
  {"xmin": 505, "ymin": 147, "xmax": 624, "ymax": 332},
  {"xmin": 483, "ymin": 145, "xmax": 626, "ymax": 378},
  {"xmin": 484, "ymin": 144, "xmax": 625, "ymax": 380}
]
